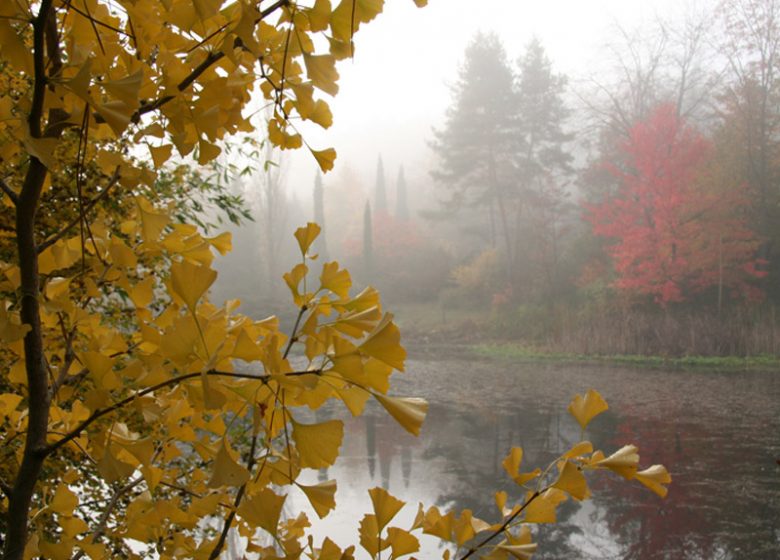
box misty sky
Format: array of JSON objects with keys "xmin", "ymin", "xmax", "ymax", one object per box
[{"xmin": 282, "ymin": 0, "xmax": 687, "ymax": 201}]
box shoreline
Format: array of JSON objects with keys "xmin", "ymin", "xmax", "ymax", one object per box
[{"xmin": 467, "ymin": 343, "xmax": 780, "ymax": 371}]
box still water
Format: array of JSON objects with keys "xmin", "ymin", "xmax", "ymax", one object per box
[{"xmin": 293, "ymin": 351, "xmax": 780, "ymax": 559}]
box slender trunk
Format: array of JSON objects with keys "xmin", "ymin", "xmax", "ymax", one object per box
[
  {"xmin": 4, "ymin": 161, "xmax": 50, "ymax": 560},
  {"xmin": 4, "ymin": 4, "xmax": 54, "ymax": 558}
]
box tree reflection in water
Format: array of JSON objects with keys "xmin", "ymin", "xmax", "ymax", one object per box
[{"xmin": 301, "ymin": 357, "xmax": 780, "ymax": 559}]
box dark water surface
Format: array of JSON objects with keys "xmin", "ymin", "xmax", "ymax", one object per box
[{"xmin": 294, "ymin": 351, "xmax": 780, "ymax": 559}]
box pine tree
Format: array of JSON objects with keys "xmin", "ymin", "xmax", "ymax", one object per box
[
  {"xmin": 375, "ymin": 156, "xmax": 388, "ymax": 214},
  {"xmin": 395, "ymin": 165, "xmax": 410, "ymax": 221},
  {"xmin": 431, "ymin": 32, "xmax": 518, "ymax": 251}
]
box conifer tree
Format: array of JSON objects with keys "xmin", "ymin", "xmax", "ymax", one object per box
[
  {"xmin": 363, "ymin": 200, "xmax": 374, "ymax": 276},
  {"xmin": 396, "ymin": 165, "xmax": 410, "ymax": 221},
  {"xmin": 313, "ymin": 171, "xmax": 329, "ymax": 261},
  {"xmin": 375, "ymin": 156, "xmax": 388, "ymax": 214}
]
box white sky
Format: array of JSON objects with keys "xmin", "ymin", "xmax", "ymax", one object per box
[{"xmin": 283, "ymin": 0, "xmax": 688, "ymax": 200}]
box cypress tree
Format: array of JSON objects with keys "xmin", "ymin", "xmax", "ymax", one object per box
[
  {"xmin": 363, "ymin": 200, "xmax": 373, "ymax": 276},
  {"xmin": 395, "ymin": 165, "xmax": 409, "ymax": 221},
  {"xmin": 375, "ymin": 156, "xmax": 388, "ymax": 214},
  {"xmin": 312, "ymin": 171, "xmax": 329, "ymax": 261}
]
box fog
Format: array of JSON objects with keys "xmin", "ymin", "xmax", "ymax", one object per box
[{"xmin": 212, "ymin": 0, "xmax": 780, "ymax": 357}]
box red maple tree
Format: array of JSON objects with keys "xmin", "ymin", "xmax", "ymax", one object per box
[{"xmin": 586, "ymin": 104, "xmax": 765, "ymax": 305}]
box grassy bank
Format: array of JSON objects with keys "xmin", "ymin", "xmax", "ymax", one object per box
[{"xmin": 472, "ymin": 343, "xmax": 780, "ymax": 371}]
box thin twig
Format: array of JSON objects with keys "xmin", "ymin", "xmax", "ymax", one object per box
[
  {"xmin": 37, "ymin": 168, "xmax": 121, "ymax": 254},
  {"xmin": 0, "ymin": 178, "xmax": 18, "ymax": 205}
]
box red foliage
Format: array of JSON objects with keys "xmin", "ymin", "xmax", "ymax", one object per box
[{"xmin": 585, "ymin": 104, "xmax": 765, "ymax": 305}]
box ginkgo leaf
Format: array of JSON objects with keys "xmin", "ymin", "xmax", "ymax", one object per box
[
  {"xmin": 359, "ymin": 514, "xmax": 389, "ymax": 557},
  {"xmin": 97, "ymin": 446, "xmax": 136, "ymax": 483},
  {"xmin": 359, "ymin": 313, "xmax": 406, "ymax": 370},
  {"xmin": 308, "ymin": 0, "xmax": 332, "ymax": 31},
  {"xmin": 374, "ymin": 394, "xmax": 427, "ymax": 436},
  {"xmin": 169, "ymin": 260, "xmax": 217, "ymax": 310},
  {"xmin": 635, "ymin": 464, "xmax": 672, "ymax": 497},
  {"xmin": 369, "ymin": 487, "xmax": 405, "ymax": 530},
  {"xmin": 551, "ymin": 460, "xmax": 589, "ymax": 501},
  {"xmin": 51, "ymin": 484, "xmax": 78, "ymax": 514},
  {"xmin": 591, "ymin": 444, "xmax": 639, "ymax": 480},
  {"xmin": 568, "ymin": 389, "xmax": 608, "ymax": 430},
  {"xmin": 562, "ymin": 441, "xmax": 594, "ymax": 459},
  {"xmin": 320, "ymin": 261, "xmax": 350, "ymax": 298},
  {"xmin": 148, "ymin": 144, "xmax": 173, "ymax": 168},
  {"xmin": 292, "ymin": 418, "xmax": 344, "ymax": 468},
  {"xmin": 238, "ymin": 488, "xmax": 286, "ymax": 535},
  {"xmin": 98, "ymin": 101, "xmax": 133, "ymax": 136},
  {"xmin": 523, "ymin": 488, "xmax": 567, "ymax": 524},
  {"xmin": 294, "ymin": 223, "xmax": 321, "ymax": 256},
  {"xmin": 304, "ymin": 54, "xmax": 340, "ymax": 96},
  {"xmin": 136, "ymin": 197, "xmax": 170, "ymax": 242},
  {"xmin": 299, "ymin": 480, "xmax": 337, "ymax": 518},
  {"xmin": 387, "ymin": 527, "xmax": 419, "ymax": 559},
  {"xmin": 501, "ymin": 447, "xmax": 540, "ymax": 486},
  {"xmin": 103, "ymin": 70, "xmax": 143, "ymax": 106},
  {"xmin": 312, "ymin": 147, "xmax": 337, "ymax": 172},
  {"xmin": 496, "ymin": 543, "xmax": 538, "ymax": 560},
  {"xmin": 422, "ymin": 506, "xmax": 454, "ymax": 541},
  {"xmin": 207, "ymin": 439, "xmax": 250, "ymax": 488},
  {"xmin": 207, "ymin": 232, "xmax": 232, "ymax": 255}
]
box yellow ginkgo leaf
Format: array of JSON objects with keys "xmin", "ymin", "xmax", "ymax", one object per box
[
  {"xmin": 169, "ymin": 260, "xmax": 217, "ymax": 310},
  {"xmin": 291, "ymin": 418, "xmax": 344, "ymax": 469},
  {"xmin": 320, "ymin": 261, "xmax": 350, "ymax": 298},
  {"xmin": 232, "ymin": 328, "xmax": 263, "ymax": 362},
  {"xmin": 299, "ymin": 480, "xmax": 337, "ymax": 518},
  {"xmin": 635, "ymin": 464, "xmax": 672, "ymax": 497},
  {"xmin": 308, "ymin": 0, "xmax": 332, "ymax": 32},
  {"xmin": 522, "ymin": 488, "xmax": 567, "ymax": 524},
  {"xmin": 551, "ymin": 460, "xmax": 589, "ymax": 501},
  {"xmin": 148, "ymin": 144, "xmax": 173, "ymax": 168},
  {"xmin": 591, "ymin": 444, "xmax": 639, "ymax": 480},
  {"xmin": 421, "ymin": 506, "xmax": 454, "ymax": 541},
  {"xmin": 501, "ymin": 447, "xmax": 540, "ymax": 486},
  {"xmin": 136, "ymin": 197, "xmax": 169, "ymax": 242},
  {"xmin": 369, "ymin": 487, "xmax": 405, "ymax": 530},
  {"xmin": 294, "ymin": 223, "xmax": 321, "ymax": 256},
  {"xmin": 562, "ymin": 441, "xmax": 594, "ymax": 460},
  {"xmin": 359, "ymin": 313, "xmax": 406, "ymax": 371},
  {"xmin": 359, "ymin": 514, "xmax": 389, "ymax": 557},
  {"xmin": 207, "ymin": 439, "xmax": 250, "ymax": 488},
  {"xmin": 387, "ymin": 527, "xmax": 419, "ymax": 559},
  {"xmin": 304, "ymin": 54, "xmax": 340, "ymax": 96},
  {"xmin": 496, "ymin": 543, "xmax": 538, "ymax": 560},
  {"xmin": 312, "ymin": 147, "xmax": 337, "ymax": 172},
  {"xmin": 207, "ymin": 232, "xmax": 232, "ymax": 255},
  {"xmin": 50, "ymin": 484, "xmax": 78, "ymax": 515},
  {"xmin": 103, "ymin": 70, "xmax": 143, "ymax": 106},
  {"xmin": 374, "ymin": 394, "xmax": 427, "ymax": 436},
  {"xmin": 98, "ymin": 101, "xmax": 133, "ymax": 136},
  {"xmin": 568, "ymin": 389, "xmax": 608, "ymax": 430},
  {"xmin": 238, "ymin": 488, "xmax": 286, "ymax": 535}
]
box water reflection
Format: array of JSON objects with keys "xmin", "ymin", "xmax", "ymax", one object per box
[{"xmin": 297, "ymin": 355, "xmax": 780, "ymax": 559}]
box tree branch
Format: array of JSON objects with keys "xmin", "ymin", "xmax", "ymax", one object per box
[
  {"xmin": 459, "ymin": 490, "xmax": 544, "ymax": 560},
  {"xmin": 0, "ymin": 178, "xmax": 18, "ymax": 206},
  {"xmin": 45, "ymin": 368, "xmax": 320, "ymax": 456},
  {"xmin": 37, "ymin": 168, "xmax": 121, "ymax": 254},
  {"xmin": 132, "ymin": 0, "xmax": 290, "ymax": 121}
]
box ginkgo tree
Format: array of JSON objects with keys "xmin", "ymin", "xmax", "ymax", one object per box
[{"xmin": 0, "ymin": 1, "xmax": 668, "ymax": 559}]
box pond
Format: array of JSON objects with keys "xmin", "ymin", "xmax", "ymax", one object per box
[{"xmin": 291, "ymin": 350, "xmax": 780, "ymax": 559}]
